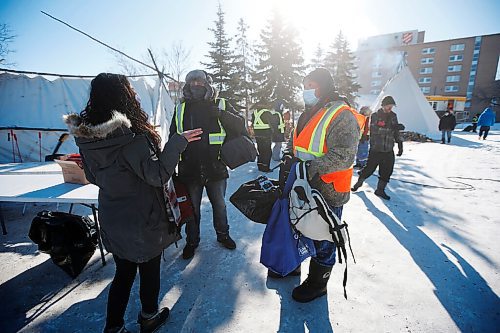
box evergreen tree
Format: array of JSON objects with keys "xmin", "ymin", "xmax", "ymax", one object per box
[
  {"xmin": 231, "ymin": 18, "xmax": 257, "ymax": 121},
  {"xmin": 253, "ymin": 9, "xmax": 305, "ymax": 110},
  {"xmin": 201, "ymin": 2, "xmax": 235, "ymax": 100},
  {"xmin": 309, "ymin": 43, "xmax": 325, "ymax": 69},
  {"xmin": 324, "ymin": 31, "xmax": 361, "ymax": 102}
]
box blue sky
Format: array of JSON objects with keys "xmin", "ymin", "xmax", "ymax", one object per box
[{"xmin": 1, "ymin": 0, "xmax": 499, "ymax": 76}]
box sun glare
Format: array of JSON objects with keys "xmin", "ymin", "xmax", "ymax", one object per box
[{"xmin": 266, "ymin": 0, "xmax": 374, "ymax": 56}]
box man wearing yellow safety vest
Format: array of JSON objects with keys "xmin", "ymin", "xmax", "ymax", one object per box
[
  {"xmin": 271, "ymin": 100, "xmax": 286, "ymax": 161},
  {"xmin": 169, "ymin": 70, "xmax": 246, "ymax": 260},
  {"xmin": 252, "ymin": 106, "xmax": 279, "ymax": 172},
  {"xmin": 279, "ymin": 68, "xmax": 364, "ymax": 303}
]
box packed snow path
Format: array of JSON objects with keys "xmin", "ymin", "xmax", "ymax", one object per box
[{"xmin": 1, "ymin": 129, "xmax": 499, "ymax": 333}]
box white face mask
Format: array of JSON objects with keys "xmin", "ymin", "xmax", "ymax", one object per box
[{"xmin": 303, "ymin": 89, "xmax": 319, "ymax": 106}]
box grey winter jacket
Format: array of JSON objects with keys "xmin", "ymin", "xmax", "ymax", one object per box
[
  {"xmin": 369, "ymin": 109, "xmax": 402, "ymax": 152},
  {"xmin": 64, "ymin": 112, "xmax": 187, "ymax": 263},
  {"xmin": 286, "ymin": 101, "xmax": 360, "ymax": 207}
]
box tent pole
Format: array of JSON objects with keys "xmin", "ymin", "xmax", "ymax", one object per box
[
  {"xmin": 40, "ymin": 11, "xmax": 177, "ymax": 82},
  {"xmin": 147, "ymin": 49, "xmax": 172, "ymax": 128}
]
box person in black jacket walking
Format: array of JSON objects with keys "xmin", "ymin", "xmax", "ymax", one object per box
[
  {"xmin": 438, "ymin": 108, "xmax": 456, "ymax": 144},
  {"xmin": 170, "ymin": 70, "xmax": 246, "ymax": 260},
  {"xmin": 65, "ymin": 73, "xmax": 202, "ymax": 333},
  {"xmin": 351, "ymin": 95, "xmax": 403, "ymax": 200}
]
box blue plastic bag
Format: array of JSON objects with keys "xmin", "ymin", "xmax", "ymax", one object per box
[{"xmin": 260, "ymin": 163, "xmax": 315, "ymax": 276}]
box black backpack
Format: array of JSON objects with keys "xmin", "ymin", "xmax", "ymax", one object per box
[{"xmin": 29, "ymin": 210, "xmax": 98, "ymax": 278}]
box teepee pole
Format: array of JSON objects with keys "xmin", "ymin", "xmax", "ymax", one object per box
[{"xmin": 41, "ymin": 11, "xmax": 177, "ymax": 82}]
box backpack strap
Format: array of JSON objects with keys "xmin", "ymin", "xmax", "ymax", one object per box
[{"xmin": 282, "ymin": 162, "xmax": 298, "ymax": 196}]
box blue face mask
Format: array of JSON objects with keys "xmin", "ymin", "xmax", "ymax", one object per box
[{"xmin": 303, "ymin": 89, "xmax": 319, "ymax": 106}]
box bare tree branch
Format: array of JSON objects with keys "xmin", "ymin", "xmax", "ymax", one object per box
[
  {"xmin": 0, "ymin": 23, "xmax": 16, "ymax": 66},
  {"xmin": 163, "ymin": 41, "xmax": 191, "ymax": 102}
]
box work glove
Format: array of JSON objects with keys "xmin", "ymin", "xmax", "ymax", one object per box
[
  {"xmin": 397, "ymin": 142, "xmax": 403, "ymax": 156},
  {"xmin": 393, "ymin": 123, "xmax": 405, "ymax": 131}
]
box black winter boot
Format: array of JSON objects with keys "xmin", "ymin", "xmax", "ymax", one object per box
[
  {"xmin": 217, "ymin": 234, "xmax": 236, "ymax": 250},
  {"xmin": 292, "ymin": 260, "xmax": 332, "ymax": 303},
  {"xmin": 351, "ymin": 177, "xmax": 365, "ymax": 192},
  {"xmin": 137, "ymin": 307, "xmax": 170, "ymax": 333},
  {"xmin": 182, "ymin": 244, "xmax": 198, "ymax": 260},
  {"xmin": 374, "ymin": 180, "xmax": 390, "ymax": 200}
]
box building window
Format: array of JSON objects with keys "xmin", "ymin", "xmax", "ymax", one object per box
[
  {"xmin": 371, "ymin": 71, "xmax": 382, "ymax": 78},
  {"xmin": 445, "ymin": 85, "xmax": 459, "ymax": 92},
  {"xmin": 420, "ymin": 67, "xmax": 433, "ymax": 74},
  {"xmin": 371, "ymin": 80, "xmax": 381, "ymax": 87},
  {"xmin": 448, "ymin": 65, "xmax": 462, "ymax": 72},
  {"xmin": 421, "ymin": 57, "xmax": 434, "ymax": 64},
  {"xmin": 449, "ymin": 55, "xmax": 463, "ymax": 62},
  {"xmin": 446, "ymin": 75, "xmax": 460, "ymax": 82},
  {"xmin": 450, "ymin": 44, "xmax": 465, "ymax": 52},
  {"xmin": 418, "ymin": 77, "xmax": 432, "ymax": 84},
  {"xmin": 422, "ymin": 47, "xmax": 435, "ymax": 54},
  {"xmin": 429, "ymin": 101, "xmax": 438, "ymax": 110},
  {"xmin": 420, "ymin": 87, "xmax": 430, "ymax": 94},
  {"xmin": 370, "ymin": 89, "xmax": 380, "ymax": 95}
]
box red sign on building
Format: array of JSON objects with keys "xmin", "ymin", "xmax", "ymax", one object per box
[{"xmin": 402, "ymin": 32, "xmax": 413, "ymax": 45}]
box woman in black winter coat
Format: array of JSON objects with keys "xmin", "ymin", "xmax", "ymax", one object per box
[{"xmin": 65, "ymin": 73, "xmax": 202, "ymax": 333}]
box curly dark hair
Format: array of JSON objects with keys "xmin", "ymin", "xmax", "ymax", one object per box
[{"xmin": 81, "ymin": 73, "xmax": 161, "ymax": 149}]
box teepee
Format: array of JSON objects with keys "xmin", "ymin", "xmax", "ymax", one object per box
[{"xmin": 371, "ymin": 66, "xmax": 440, "ymax": 139}]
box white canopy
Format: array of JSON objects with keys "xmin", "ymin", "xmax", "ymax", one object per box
[
  {"xmin": 0, "ymin": 72, "xmax": 174, "ymax": 163},
  {"xmin": 371, "ymin": 66, "xmax": 441, "ymax": 139}
]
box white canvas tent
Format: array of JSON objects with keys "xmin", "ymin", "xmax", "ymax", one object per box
[
  {"xmin": 0, "ymin": 72, "xmax": 174, "ymax": 163},
  {"xmin": 371, "ymin": 66, "xmax": 441, "ymax": 139}
]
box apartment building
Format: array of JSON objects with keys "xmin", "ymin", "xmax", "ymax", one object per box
[{"xmin": 356, "ymin": 31, "xmax": 500, "ymax": 119}]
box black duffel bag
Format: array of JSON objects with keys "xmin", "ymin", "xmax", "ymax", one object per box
[
  {"xmin": 221, "ymin": 135, "xmax": 257, "ymax": 170},
  {"xmin": 230, "ymin": 175, "xmax": 281, "ymax": 224},
  {"xmin": 29, "ymin": 210, "xmax": 98, "ymax": 278}
]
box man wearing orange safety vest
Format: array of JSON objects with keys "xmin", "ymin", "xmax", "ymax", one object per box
[{"xmin": 278, "ymin": 68, "xmax": 364, "ymax": 303}]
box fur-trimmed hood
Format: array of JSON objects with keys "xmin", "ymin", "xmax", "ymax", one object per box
[
  {"xmin": 63, "ymin": 111, "xmax": 132, "ymax": 139},
  {"xmin": 64, "ymin": 111, "xmax": 135, "ymax": 169}
]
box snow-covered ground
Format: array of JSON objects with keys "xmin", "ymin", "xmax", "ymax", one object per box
[{"xmin": 1, "ymin": 128, "xmax": 499, "ymax": 333}]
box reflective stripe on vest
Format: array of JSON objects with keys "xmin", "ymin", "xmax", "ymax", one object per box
[
  {"xmin": 175, "ymin": 102, "xmax": 185, "ymax": 134},
  {"xmin": 271, "ymin": 110, "xmax": 285, "ymax": 133},
  {"xmin": 175, "ymin": 98, "xmax": 227, "ymax": 145},
  {"xmin": 293, "ymin": 103, "xmax": 364, "ymax": 192},
  {"xmin": 294, "ymin": 104, "xmax": 350, "ymax": 160},
  {"xmin": 253, "ymin": 109, "xmax": 271, "ymax": 130},
  {"xmin": 209, "ymin": 98, "xmax": 226, "ymax": 145}
]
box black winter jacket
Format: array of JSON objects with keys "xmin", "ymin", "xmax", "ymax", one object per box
[
  {"xmin": 169, "ymin": 98, "xmax": 246, "ymax": 184},
  {"xmin": 65, "ymin": 112, "xmax": 187, "ymax": 263},
  {"xmin": 271, "ymin": 111, "xmax": 285, "ymax": 142},
  {"xmin": 439, "ymin": 112, "xmax": 456, "ymax": 131},
  {"xmin": 369, "ymin": 109, "xmax": 402, "ymax": 152}
]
